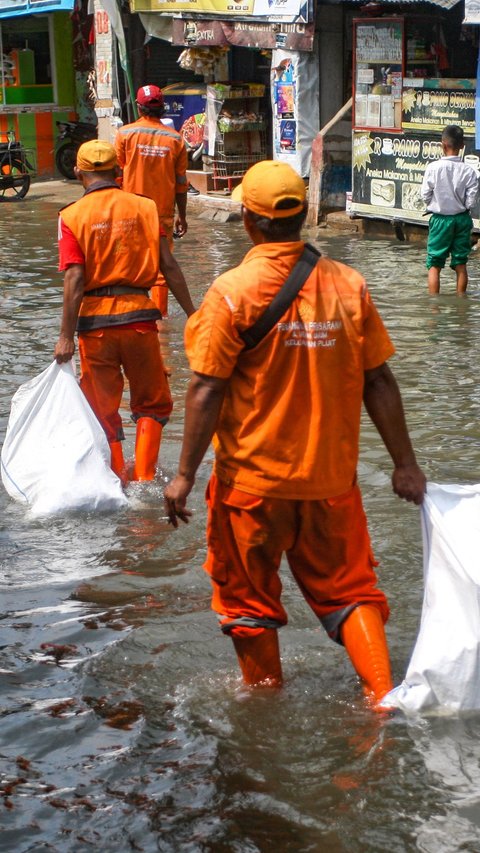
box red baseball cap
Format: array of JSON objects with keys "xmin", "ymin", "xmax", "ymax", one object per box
[{"xmin": 136, "ymin": 85, "xmax": 164, "ymax": 107}]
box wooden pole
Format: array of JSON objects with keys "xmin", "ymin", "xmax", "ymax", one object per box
[{"xmin": 306, "ymin": 97, "xmax": 353, "ymax": 227}]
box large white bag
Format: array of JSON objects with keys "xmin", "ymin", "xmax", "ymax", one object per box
[
  {"xmin": 1, "ymin": 361, "xmax": 127, "ymax": 515},
  {"xmin": 382, "ymin": 482, "xmax": 480, "ymax": 714}
]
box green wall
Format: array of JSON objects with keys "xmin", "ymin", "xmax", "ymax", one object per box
[{"xmin": 53, "ymin": 12, "xmax": 75, "ymax": 107}]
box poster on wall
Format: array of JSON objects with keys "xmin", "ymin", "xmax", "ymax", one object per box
[
  {"xmin": 351, "ymin": 130, "xmax": 480, "ymax": 229},
  {"xmin": 271, "ymin": 47, "xmax": 318, "ymax": 177},
  {"xmin": 402, "ymin": 80, "xmax": 476, "ymax": 134}
]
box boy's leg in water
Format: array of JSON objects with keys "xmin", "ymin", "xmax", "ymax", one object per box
[
  {"xmin": 455, "ymin": 263, "xmax": 468, "ymax": 295},
  {"xmin": 428, "ymin": 266, "xmax": 441, "ymax": 294}
]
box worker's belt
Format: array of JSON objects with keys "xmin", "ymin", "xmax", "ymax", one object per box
[{"xmin": 86, "ymin": 285, "xmax": 150, "ymax": 297}]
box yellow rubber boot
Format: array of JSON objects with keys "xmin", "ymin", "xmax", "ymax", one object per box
[
  {"xmin": 232, "ymin": 628, "xmax": 283, "ymax": 688},
  {"xmin": 340, "ymin": 605, "xmax": 393, "ymax": 706},
  {"xmin": 109, "ymin": 441, "xmax": 127, "ymax": 485},
  {"xmin": 132, "ymin": 417, "xmax": 162, "ymax": 481}
]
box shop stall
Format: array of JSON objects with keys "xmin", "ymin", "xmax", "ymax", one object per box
[
  {"xmin": 350, "ymin": 14, "xmax": 480, "ymax": 230},
  {"xmin": 0, "ymin": 0, "xmax": 76, "ymax": 176}
]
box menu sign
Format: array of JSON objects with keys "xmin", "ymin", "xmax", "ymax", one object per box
[
  {"xmin": 402, "ymin": 83, "xmax": 476, "ymax": 134},
  {"xmin": 351, "ymin": 130, "xmax": 480, "ymax": 228}
]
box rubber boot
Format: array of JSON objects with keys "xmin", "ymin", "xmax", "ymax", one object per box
[
  {"xmin": 132, "ymin": 417, "xmax": 162, "ymax": 481},
  {"xmin": 232, "ymin": 628, "xmax": 283, "ymax": 688},
  {"xmin": 340, "ymin": 605, "xmax": 393, "ymax": 707},
  {"xmin": 109, "ymin": 441, "xmax": 127, "ymax": 485}
]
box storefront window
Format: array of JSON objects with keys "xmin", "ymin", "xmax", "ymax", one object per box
[
  {"xmin": 0, "ymin": 14, "xmax": 54, "ymax": 107},
  {"xmin": 353, "ymin": 18, "xmax": 403, "ymax": 131}
]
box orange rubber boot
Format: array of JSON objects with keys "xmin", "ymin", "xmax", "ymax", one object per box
[
  {"xmin": 110, "ymin": 441, "xmax": 127, "ymax": 485},
  {"xmin": 232, "ymin": 628, "xmax": 283, "ymax": 688},
  {"xmin": 340, "ymin": 605, "xmax": 393, "ymax": 706},
  {"xmin": 132, "ymin": 417, "xmax": 162, "ymax": 481}
]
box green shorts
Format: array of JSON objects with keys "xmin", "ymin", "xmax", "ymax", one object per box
[{"xmin": 426, "ymin": 211, "xmax": 473, "ymax": 270}]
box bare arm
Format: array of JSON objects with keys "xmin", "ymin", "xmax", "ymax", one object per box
[
  {"xmin": 363, "ymin": 362, "xmax": 426, "ymax": 504},
  {"xmin": 159, "ymin": 235, "xmax": 195, "ymax": 316},
  {"xmin": 164, "ymin": 372, "xmax": 228, "ymax": 525},
  {"xmin": 54, "ymin": 264, "xmax": 85, "ymax": 363},
  {"xmin": 175, "ymin": 190, "xmax": 187, "ymax": 236}
]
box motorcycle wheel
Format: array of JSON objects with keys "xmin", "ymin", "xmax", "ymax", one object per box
[
  {"xmin": 0, "ymin": 157, "xmax": 30, "ymax": 201},
  {"xmin": 55, "ymin": 143, "xmax": 77, "ymax": 180}
]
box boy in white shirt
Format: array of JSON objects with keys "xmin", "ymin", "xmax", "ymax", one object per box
[{"xmin": 421, "ymin": 124, "xmax": 479, "ymax": 295}]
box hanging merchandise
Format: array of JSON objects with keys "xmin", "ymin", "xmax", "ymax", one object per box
[
  {"xmin": 381, "ymin": 483, "xmax": 480, "ymax": 714},
  {"xmin": 177, "ymin": 47, "xmax": 229, "ymax": 78},
  {"xmin": 1, "ymin": 361, "xmax": 128, "ymax": 516},
  {"xmin": 271, "ymin": 46, "xmax": 319, "ymax": 178}
]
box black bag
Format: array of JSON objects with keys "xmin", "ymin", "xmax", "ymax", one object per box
[{"xmin": 239, "ymin": 243, "xmax": 321, "ymax": 351}]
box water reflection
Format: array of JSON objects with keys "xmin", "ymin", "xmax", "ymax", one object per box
[{"xmin": 2, "ymin": 198, "xmax": 480, "ymax": 849}]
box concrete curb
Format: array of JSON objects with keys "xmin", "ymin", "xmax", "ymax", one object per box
[{"xmin": 23, "ymin": 178, "xmax": 428, "ymax": 243}]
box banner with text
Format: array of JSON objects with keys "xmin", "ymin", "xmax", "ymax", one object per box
[
  {"xmin": 130, "ymin": 0, "xmax": 312, "ymax": 23},
  {"xmin": 402, "ymin": 80, "xmax": 476, "ymax": 135},
  {"xmin": 172, "ymin": 18, "xmax": 314, "ymax": 50},
  {"xmin": 351, "ymin": 130, "xmax": 480, "ymax": 229}
]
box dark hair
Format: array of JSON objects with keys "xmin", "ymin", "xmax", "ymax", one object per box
[
  {"xmin": 442, "ymin": 124, "xmax": 464, "ymax": 150},
  {"xmin": 138, "ymin": 104, "xmax": 165, "ymax": 118},
  {"xmin": 245, "ymin": 198, "xmax": 307, "ymax": 239}
]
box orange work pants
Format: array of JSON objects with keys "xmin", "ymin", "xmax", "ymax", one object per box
[
  {"xmin": 78, "ymin": 327, "xmax": 172, "ymax": 443},
  {"xmin": 204, "ymin": 474, "xmax": 389, "ymax": 640},
  {"xmin": 151, "ymin": 215, "xmax": 173, "ymax": 318}
]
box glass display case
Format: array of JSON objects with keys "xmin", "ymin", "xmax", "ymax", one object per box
[{"xmin": 353, "ymin": 17, "xmax": 404, "ymax": 132}]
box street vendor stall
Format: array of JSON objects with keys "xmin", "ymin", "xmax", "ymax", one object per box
[{"xmin": 350, "ymin": 14, "xmax": 480, "ymax": 230}]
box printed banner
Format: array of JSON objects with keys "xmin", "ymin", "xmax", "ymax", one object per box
[
  {"xmin": 464, "ymin": 0, "xmax": 480, "ymax": 24},
  {"xmin": 129, "ymin": 0, "xmax": 312, "ymax": 23},
  {"xmin": 402, "ymin": 80, "xmax": 476, "ymax": 135},
  {"xmin": 351, "ymin": 130, "xmax": 480, "ymax": 230},
  {"xmin": 172, "ymin": 18, "xmax": 314, "ymax": 51}
]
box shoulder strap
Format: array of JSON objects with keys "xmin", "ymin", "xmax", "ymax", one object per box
[{"xmin": 239, "ymin": 243, "xmax": 321, "ymax": 351}]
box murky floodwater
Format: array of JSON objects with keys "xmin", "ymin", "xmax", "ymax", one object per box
[{"xmin": 2, "ymin": 192, "xmax": 480, "ymax": 852}]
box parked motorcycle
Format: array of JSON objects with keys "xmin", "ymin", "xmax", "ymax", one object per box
[
  {"xmin": 0, "ymin": 132, "xmax": 36, "ymax": 201},
  {"xmin": 55, "ymin": 120, "xmax": 97, "ymax": 180}
]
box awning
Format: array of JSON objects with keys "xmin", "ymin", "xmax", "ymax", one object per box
[{"xmin": 0, "ymin": 0, "xmax": 75, "ymax": 19}]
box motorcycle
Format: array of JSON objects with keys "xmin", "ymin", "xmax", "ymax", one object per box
[
  {"xmin": 55, "ymin": 120, "xmax": 97, "ymax": 180},
  {"xmin": 0, "ymin": 132, "xmax": 36, "ymax": 201}
]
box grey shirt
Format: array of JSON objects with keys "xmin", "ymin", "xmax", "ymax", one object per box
[{"xmin": 421, "ymin": 155, "xmax": 479, "ymax": 215}]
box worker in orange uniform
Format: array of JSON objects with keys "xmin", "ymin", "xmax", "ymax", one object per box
[
  {"xmin": 115, "ymin": 85, "xmax": 188, "ymax": 318},
  {"xmin": 54, "ymin": 140, "xmax": 195, "ymax": 483},
  {"xmin": 164, "ymin": 160, "xmax": 426, "ymax": 710}
]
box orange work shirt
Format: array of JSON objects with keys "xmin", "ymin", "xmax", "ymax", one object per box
[
  {"xmin": 115, "ymin": 117, "xmax": 188, "ymax": 218},
  {"xmin": 185, "ymin": 241, "xmax": 395, "ymax": 500},
  {"xmin": 60, "ymin": 185, "xmax": 161, "ymax": 331}
]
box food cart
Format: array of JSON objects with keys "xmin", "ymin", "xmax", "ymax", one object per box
[{"xmin": 350, "ymin": 15, "xmax": 480, "ymax": 230}]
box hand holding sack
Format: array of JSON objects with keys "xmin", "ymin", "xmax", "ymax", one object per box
[
  {"xmin": 1, "ymin": 361, "xmax": 127, "ymax": 516},
  {"xmin": 381, "ymin": 483, "xmax": 480, "ymax": 713}
]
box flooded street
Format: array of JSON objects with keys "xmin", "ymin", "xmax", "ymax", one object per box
[{"xmin": 3, "ymin": 189, "xmax": 480, "ymax": 852}]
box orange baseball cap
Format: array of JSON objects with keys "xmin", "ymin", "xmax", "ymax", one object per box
[
  {"xmin": 231, "ymin": 160, "xmax": 306, "ymax": 219},
  {"xmin": 76, "ymin": 140, "xmax": 117, "ymax": 172}
]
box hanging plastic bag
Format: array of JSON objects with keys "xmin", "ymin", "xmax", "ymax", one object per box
[
  {"xmin": 1, "ymin": 361, "xmax": 127, "ymax": 516},
  {"xmin": 381, "ymin": 482, "xmax": 480, "ymax": 714}
]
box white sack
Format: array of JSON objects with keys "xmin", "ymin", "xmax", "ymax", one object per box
[
  {"xmin": 381, "ymin": 482, "xmax": 480, "ymax": 714},
  {"xmin": 1, "ymin": 361, "xmax": 127, "ymax": 516}
]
